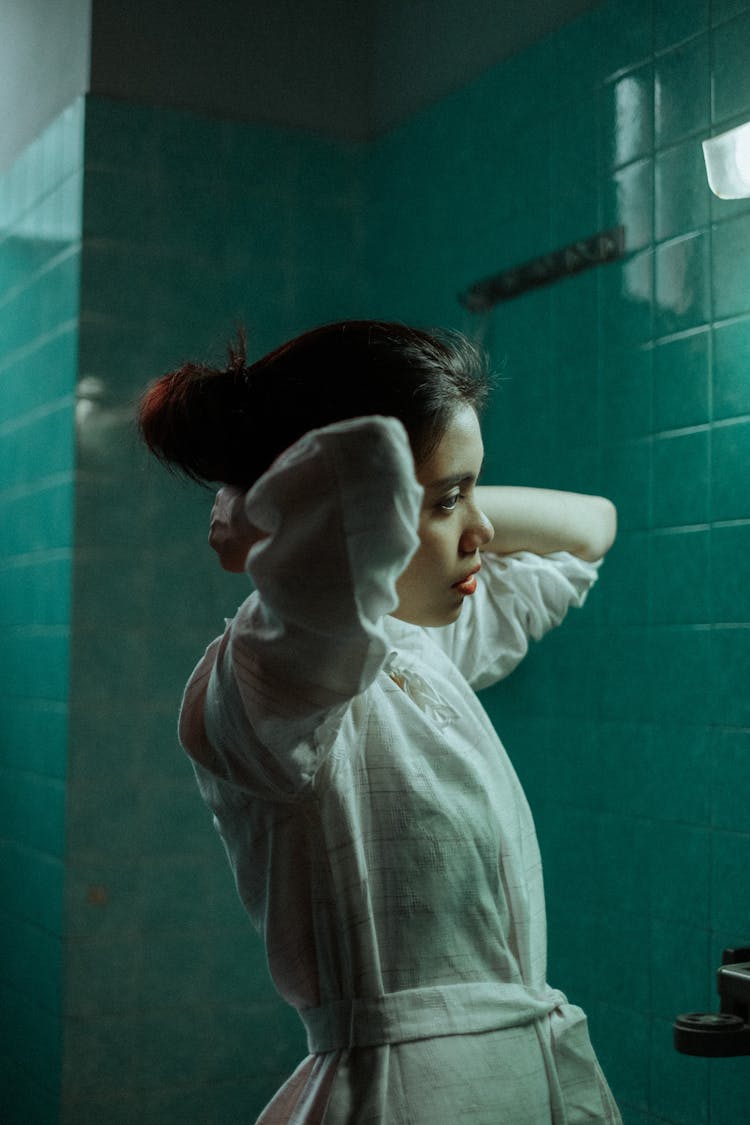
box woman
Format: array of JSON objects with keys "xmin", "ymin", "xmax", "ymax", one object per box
[{"xmin": 139, "ymin": 320, "xmax": 620, "ymax": 1123}]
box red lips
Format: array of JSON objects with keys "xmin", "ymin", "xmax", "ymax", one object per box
[{"xmin": 452, "ymin": 564, "xmax": 481, "ymax": 593}]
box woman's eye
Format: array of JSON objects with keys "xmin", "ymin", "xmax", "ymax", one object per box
[{"xmin": 438, "ymin": 492, "xmax": 462, "ymax": 512}]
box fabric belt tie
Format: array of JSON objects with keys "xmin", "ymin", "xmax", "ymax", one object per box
[{"xmin": 299, "ymin": 981, "xmax": 567, "ymax": 1054}]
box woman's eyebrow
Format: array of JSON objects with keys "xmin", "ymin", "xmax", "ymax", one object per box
[
  {"xmin": 426, "ymin": 457, "xmax": 485, "ymax": 493},
  {"xmin": 426, "ymin": 471, "xmax": 476, "ymax": 492}
]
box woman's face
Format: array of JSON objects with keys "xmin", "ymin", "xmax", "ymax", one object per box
[{"xmin": 392, "ymin": 404, "xmax": 494, "ymax": 627}]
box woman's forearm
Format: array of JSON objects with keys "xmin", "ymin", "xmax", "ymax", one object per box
[{"xmin": 476, "ymin": 486, "xmax": 617, "ymax": 562}]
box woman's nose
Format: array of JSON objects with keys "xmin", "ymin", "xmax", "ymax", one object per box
[{"xmin": 460, "ymin": 507, "xmax": 494, "ymax": 553}]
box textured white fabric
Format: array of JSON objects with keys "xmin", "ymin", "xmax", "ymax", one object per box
[{"xmin": 179, "ymin": 416, "xmax": 621, "ymax": 1124}]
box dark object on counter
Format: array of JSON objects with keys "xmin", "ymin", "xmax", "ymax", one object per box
[{"xmin": 674, "ymin": 946, "xmax": 750, "ymax": 1057}]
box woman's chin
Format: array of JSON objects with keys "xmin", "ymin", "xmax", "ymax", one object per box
[
  {"xmin": 422, "ymin": 601, "xmax": 466, "ymax": 628},
  {"xmin": 390, "ymin": 591, "xmax": 467, "ymax": 628}
]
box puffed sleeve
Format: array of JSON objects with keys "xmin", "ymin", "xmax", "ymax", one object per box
[
  {"xmin": 178, "ymin": 416, "xmax": 422, "ymax": 795},
  {"xmin": 430, "ymin": 550, "xmax": 600, "ymax": 691}
]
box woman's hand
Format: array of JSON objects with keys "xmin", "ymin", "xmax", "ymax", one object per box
[{"xmin": 208, "ymin": 486, "xmax": 261, "ymax": 572}]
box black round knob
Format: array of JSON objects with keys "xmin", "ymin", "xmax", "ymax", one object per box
[{"xmin": 675, "ymin": 1013, "xmax": 745, "ymax": 1032}]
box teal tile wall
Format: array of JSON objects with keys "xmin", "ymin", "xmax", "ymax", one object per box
[
  {"xmin": 6, "ymin": 3, "xmax": 750, "ymax": 1122},
  {"xmin": 61, "ymin": 96, "xmax": 367, "ymax": 1123},
  {"xmin": 365, "ymin": 3, "xmax": 750, "ymax": 1123},
  {"xmin": 0, "ymin": 99, "xmax": 84, "ymax": 1125}
]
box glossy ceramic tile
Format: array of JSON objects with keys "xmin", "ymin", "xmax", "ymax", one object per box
[
  {"xmin": 650, "ymin": 1032, "xmax": 710, "ymax": 1125},
  {"xmin": 559, "ymin": 809, "xmax": 653, "ymax": 918},
  {"xmin": 1, "ymin": 992, "xmax": 62, "ymax": 1116},
  {"xmin": 2, "ymin": 846, "xmax": 64, "ymax": 935},
  {"xmin": 712, "ymin": 524, "xmax": 750, "ymax": 624},
  {"xmin": 0, "ymin": 118, "xmax": 82, "ymax": 1100},
  {"xmin": 549, "ymin": 909, "xmax": 651, "ymax": 1028},
  {"xmin": 1, "ymin": 772, "xmax": 66, "ymax": 857},
  {"xmin": 712, "ymin": 729, "xmax": 750, "ymax": 831},
  {"xmin": 0, "ymin": 700, "xmax": 68, "ymax": 779},
  {"xmin": 712, "ymin": 11, "xmax": 750, "ymax": 122},
  {"xmin": 602, "ymin": 157, "xmax": 654, "ymax": 252},
  {"xmin": 64, "ymin": 854, "xmax": 242, "ymax": 945},
  {"xmin": 552, "ymin": 271, "xmax": 599, "ymax": 366},
  {"xmin": 654, "ymin": 138, "xmax": 711, "ymax": 241},
  {"xmin": 710, "ymin": 1056, "xmax": 750, "ymax": 1125},
  {"xmin": 0, "ymin": 249, "xmax": 80, "ymax": 359},
  {"xmin": 2, "ymin": 914, "xmax": 63, "ymax": 1021},
  {"xmin": 712, "ymin": 0, "xmax": 750, "ymax": 23},
  {"xmin": 66, "ymin": 779, "xmax": 205, "ymax": 862},
  {"xmin": 712, "ymin": 626, "xmax": 750, "ymax": 726},
  {"xmin": 2, "ymin": 629, "xmax": 71, "ymax": 702},
  {"xmin": 550, "ymin": 98, "xmax": 600, "ymax": 244},
  {"xmin": 654, "ymin": 232, "xmax": 710, "ymax": 337},
  {"xmin": 0, "ymin": 98, "xmax": 107, "ymax": 1125},
  {"xmin": 651, "ymin": 817, "xmax": 713, "ymax": 924},
  {"xmin": 711, "ymin": 419, "xmax": 750, "ymax": 520},
  {"xmin": 600, "ymin": 250, "xmax": 654, "ymax": 351},
  {"xmin": 599, "ymin": 64, "xmax": 655, "ymax": 170},
  {"xmin": 712, "ymin": 828, "xmax": 750, "ymax": 932},
  {"xmin": 84, "ymin": 97, "xmax": 162, "ymax": 175},
  {"xmin": 581, "ymin": 720, "xmax": 653, "ymax": 819},
  {"xmin": 653, "ymin": 428, "xmax": 710, "ymax": 526},
  {"xmin": 607, "ymin": 724, "xmax": 665, "ymax": 823},
  {"xmin": 654, "ymin": 35, "xmax": 711, "ymax": 148},
  {"xmin": 597, "ymin": 0, "xmax": 654, "ymax": 80},
  {"xmin": 655, "ymin": 0, "xmax": 709, "ymax": 51},
  {"xmin": 3, "ymin": 480, "xmax": 75, "ymax": 556},
  {"xmin": 712, "ymin": 212, "xmax": 750, "ymax": 319},
  {"xmin": 588, "ymin": 1003, "xmax": 651, "ymax": 1111},
  {"xmin": 596, "ymin": 624, "xmax": 654, "ymax": 720},
  {"xmin": 599, "ymin": 531, "xmax": 650, "ymax": 625},
  {"xmin": 648, "ymin": 722, "xmax": 713, "ymax": 825},
  {"xmin": 602, "ymin": 346, "xmax": 654, "ymax": 440},
  {"xmin": 652, "ymin": 917, "xmax": 713, "ymax": 1022},
  {"xmin": 651, "ymin": 528, "xmax": 711, "ymax": 623},
  {"xmin": 0, "ymin": 329, "xmax": 78, "ymax": 425},
  {"xmin": 553, "ymin": 11, "xmax": 601, "ymax": 107},
  {"xmin": 653, "ymin": 329, "xmax": 710, "ymax": 429},
  {"xmin": 648, "ymin": 625, "xmax": 713, "ymax": 725},
  {"xmin": 601, "ymin": 438, "xmax": 653, "ymax": 531},
  {"xmin": 712, "ymin": 316, "xmax": 750, "ymax": 419}
]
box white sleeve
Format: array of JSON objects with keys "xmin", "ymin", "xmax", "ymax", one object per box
[
  {"xmin": 178, "ymin": 416, "xmax": 422, "ymax": 794},
  {"xmin": 430, "ymin": 550, "xmax": 601, "ymax": 691}
]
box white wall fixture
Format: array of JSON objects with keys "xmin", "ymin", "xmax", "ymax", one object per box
[{"xmin": 703, "ymin": 121, "xmax": 750, "ymax": 199}]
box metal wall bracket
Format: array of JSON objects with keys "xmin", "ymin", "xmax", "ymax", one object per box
[{"xmin": 459, "ymin": 225, "xmax": 625, "ymax": 312}]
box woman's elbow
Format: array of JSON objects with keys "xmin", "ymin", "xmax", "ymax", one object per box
[
  {"xmin": 584, "ymin": 499, "xmax": 620, "ymax": 560},
  {"xmin": 578, "ymin": 496, "xmax": 618, "ymax": 562}
]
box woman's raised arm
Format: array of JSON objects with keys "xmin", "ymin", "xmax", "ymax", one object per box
[{"xmin": 476, "ymin": 486, "xmax": 617, "ymax": 562}]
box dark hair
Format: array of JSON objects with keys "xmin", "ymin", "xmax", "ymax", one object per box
[{"xmin": 138, "ymin": 320, "xmax": 491, "ymax": 487}]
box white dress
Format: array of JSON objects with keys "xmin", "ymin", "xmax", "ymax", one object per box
[{"xmin": 179, "ymin": 416, "xmax": 622, "ymax": 1124}]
